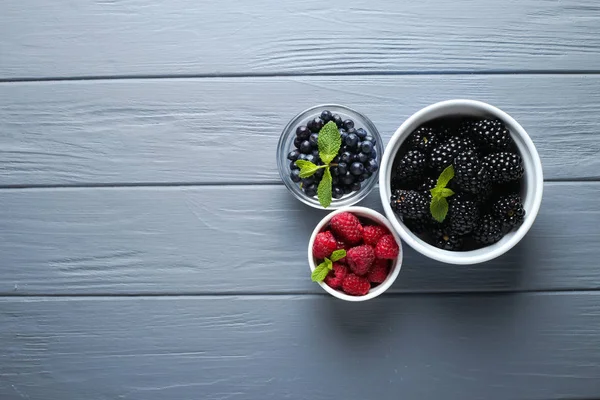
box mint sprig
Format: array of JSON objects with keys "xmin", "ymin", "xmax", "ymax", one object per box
[
  {"xmin": 430, "ymin": 165, "xmax": 455, "ymax": 222},
  {"xmin": 294, "ymin": 120, "xmax": 342, "ymax": 208},
  {"xmin": 311, "ymin": 249, "xmax": 346, "ymax": 282}
]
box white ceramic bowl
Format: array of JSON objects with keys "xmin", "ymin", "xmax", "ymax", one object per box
[
  {"xmin": 308, "ymin": 206, "xmax": 403, "ymax": 301},
  {"xmin": 379, "ymin": 99, "xmax": 544, "ymax": 265}
]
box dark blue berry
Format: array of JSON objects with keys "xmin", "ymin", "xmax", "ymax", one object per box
[
  {"xmin": 358, "ymin": 173, "xmax": 369, "ymax": 182},
  {"xmin": 350, "ymin": 162, "xmax": 365, "ymax": 176},
  {"xmin": 343, "ymin": 119, "xmax": 355, "ymax": 130},
  {"xmin": 332, "ymin": 155, "xmax": 340, "ymax": 164},
  {"xmin": 308, "ymin": 117, "xmax": 324, "ymax": 133},
  {"xmin": 356, "ymin": 128, "xmax": 367, "ymax": 139},
  {"xmin": 350, "ymin": 154, "xmax": 360, "ymax": 162},
  {"xmin": 287, "ymin": 149, "xmax": 300, "ymax": 161},
  {"xmin": 345, "ymin": 133, "xmax": 359, "ymax": 148},
  {"xmin": 332, "ymin": 186, "xmax": 344, "ymax": 199},
  {"xmin": 314, "ymin": 169, "xmax": 324, "ymax": 179},
  {"xmin": 331, "ymin": 166, "xmax": 340, "ymax": 176},
  {"xmin": 290, "ymin": 170, "xmax": 301, "ymax": 182},
  {"xmin": 302, "ymin": 177, "xmax": 315, "ymax": 186},
  {"xmin": 297, "ymin": 153, "xmax": 308, "ymax": 161},
  {"xmin": 290, "ymin": 161, "xmax": 299, "ymax": 170},
  {"xmin": 351, "ymin": 182, "xmax": 361, "ymax": 191},
  {"xmin": 332, "ymin": 114, "xmax": 343, "ymax": 127},
  {"xmin": 370, "ymin": 149, "xmax": 377, "ymax": 160},
  {"xmin": 293, "ymin": 137, "xmax": 302, "ymax": 148},
  {"xmin": 357, "ymin": 152, "xmax": 369, "ymax": 163},
  {"xmin": 346, "ymin": 127, "xmax": 357, "ymax": 136},
  {"xmin": 320, "ymin": 110, "xmax": 332, "ymax": 122},
  {"xmin": 343, "ymin": 186, "xmax": 352, "ymax": 195},
  {"xmin": 309, "ymin": 133, "xmax": 319, "ymax": 148},
  {"xmin": 360, "ymin": 141, "xmax": 373, "ymax": 154},
  {"xmin": 340, "ymin": 132, "xmax": 348, "ymax": 143},
  {"xmin": 312, "ymin": 149, "xmax": 320, "ymax": 158},
  {"xmin": 296, "ymin": 125, "xmax": 310, "ymax": 140},
  {"xmin": 304, "ymin": 184, "xmax": 317, "ymax": 197},
  {"xmin": 300, "ymin": 140, "xmax": 312, "ymax": 154},
  {"xmin": 340, "ymin": 152, "xmax": 352, "ymax": 164},
  {"xmin": 305, "ymin": 154, "xmax": 316, "ymax": 163},
  {"xmin": 332, "ymin": 175, "xmax": 339, "ymax": 185},
  {"xmin": 364, "ymin": 135, "xmax": 376, "ymax": 145},
  {"xmin": 337, "ymin": 162, "xmax": 348, "ymax": 175},
  {"xmin": 341, "ymin": 172, "xmax": 355, "ymax": 185},
  {"xmin": 366, "ymin": 159, "xmax": 379, "ymax": 173}
]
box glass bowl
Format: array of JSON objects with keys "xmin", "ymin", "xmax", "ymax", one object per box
[{"xmin": 277, "ymin": 104, "xmax": 383, "ymax": 209}]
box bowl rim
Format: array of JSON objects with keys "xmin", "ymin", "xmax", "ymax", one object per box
[
  {"xmin": 308, "ymin": 206, "xmax": 403, "ymax": 301},
  {"xmin": 277, "ymin": 104, "xmax": 383, "ymax": 210},
  {"xmin": 379, "ymin": 99, "xmax": 544, "ymax": 265}
]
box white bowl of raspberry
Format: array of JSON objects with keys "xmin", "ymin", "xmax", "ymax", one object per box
[
  {"xmin": 308, "ymin": 207, "xmax": 403, "ymax": 301},
  {"xmin": 379, "ymin": 99, "xmax": 544, "ymax": 265}
]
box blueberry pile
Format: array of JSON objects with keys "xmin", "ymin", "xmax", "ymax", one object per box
[
  {"xmin": 287, "ymin": 110, "xmax": 379, "ymax": 199},
  {"xmin": 390, "ymin": 117, "xmax": 526, "ymax": 251}
]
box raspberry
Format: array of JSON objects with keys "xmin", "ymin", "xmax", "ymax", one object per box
[
  {"xmin": 346, "ymin": 245, "xmax": 375, "ymax": 276},
  {"xmin": 374, "ymin": 234, "xmax": 399, "ymax": 259},
  {"xmin": 312, "ymin": 230, "xmax": 338, "ymax": 259},
  {"xmin": 363, "ymin": 225, "xmax": 389, "ymax": 247},
  {"xmin": 330, "ymin": 212, "xmax": 364, "ymax": 245},
  {"xmin": 324, "ymin": 263, "xmax": 348, "ymax": 290},
  {"xmin": 368, "ymin": 259, "xmax": 390, "ymax": 283},
  {"xmin": 342, "ymin": 273, "xmax": 371, "ymax": 296},
  {"xmin": 336, "ymin": 240, "xmax": 352, "ymax": 252}
]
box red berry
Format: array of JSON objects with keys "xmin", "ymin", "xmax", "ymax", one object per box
[
  {"xmin": 342, "ymin": 273, "xmax": 371, "ymax": 296},
  {"xmin": 375, "ymin": 234, "xmax": 399, "ymax": 259},
  {"xmin": 324, "ymin": 263, "xmax": 348, "ymax": 290},
  {"xmin": 346, "ymin": 245, "xmax": 375, "ymax": 276},
  {"xmin": 363, "ymin": 225, "xmax": 389, "ymax": 247},
  {"xmin": 336, "ymin": 240, "xmax": 352, "ymax": 251},
  {"xmin": 312, "ymin": 230, "xmax": 338, "ymax": 259},
  {"xmin": 330, "ymin": 212, "xmax": 363, "ymax": 245},
  {"xmin": 368, "ymin": 259, "xmax": 390, "ymax": 283}
]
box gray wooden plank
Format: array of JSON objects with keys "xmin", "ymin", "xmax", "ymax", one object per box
[
  {"xmin": 0, "ymin": 182, "xmax": 598, "ymax": 295},
  {"xmin": 1, "ymin": 0, "xmax": 600, "ymax": 79},
  {"xmin": 1, "ymin": 293, "xmax": 599, "ymax": 400},
  {"xmin": 1, "ymin": 75, "xmax": 599, "ymax": 186}
]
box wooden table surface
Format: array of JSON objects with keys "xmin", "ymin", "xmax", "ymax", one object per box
[{"xmin": 2, "ymin": 1, "xmax": 600, "ymax": 399}]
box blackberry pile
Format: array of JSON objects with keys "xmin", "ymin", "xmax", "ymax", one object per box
[
  {"xmin": 287, "ymin": 110, "xmax": 379, "ymax": 199},
  {"xmin": 390, "ymin": 118, "xmax": 526, "ymax": 251}
]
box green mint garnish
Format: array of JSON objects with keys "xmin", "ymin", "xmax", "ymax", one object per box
[
  {"xmin": 430, "ymin": 165, "xmax": 455, "ymax": 222},
  {"xmin": 311, "ymin": 257, "xmax": 333, "ymax": 282},
  {"xmin": 330, "ymin": 249, "xmax": 346, "ymax": 262},
  {"xmin": 295, "ymin": 160, "xmax": 326, "ymax": 179},
  {"xmin": 318, "ymin": 121, "xmax": 342, "ymax": 164},
  {"xmin": 317, "ymin": 167, "xmax": 332, "ymax": 208}
]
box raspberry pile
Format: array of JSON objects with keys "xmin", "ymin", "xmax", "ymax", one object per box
[
  {"xmin": 312, "ymin": 212, "xmax": 399, "ymax": 296},
  {"xmin": 287, "ymin": 110, "xmax": 379, "ymax": 199},
  {"xmin": 390, "ymin": 117, "xmax": 526, "ymax": 251}
]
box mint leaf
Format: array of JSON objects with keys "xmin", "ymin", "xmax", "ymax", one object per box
[
  {"xmin": 318, "ymin": 121, "xmax": 342, "ymax": 165},
  {"xmin": 438, "ymin": 187, "xmax": 455, "ymax": 198},
  {"xmin": 330, "ymin": 249, "xmax": 346, "ymax": 262},
  {"xmin": 295, "ymin": 160, "xmax": 321, "ymax": 179},
  {"xmin": 436, "ymin": 165, "xmax": 455, "ymax": 188},
  {"xmin": 430, "ymin": 196, "xmax": 449, "ymax": 223},
  {"xmin": 311, "ymin": 258, "xmax": 333, "ymax": 282},
  {"xmin": 430, "ymin": 187, "xmax": 443, "ymax": 198},
  {"xmin": 317, "ymin": 167, "xmax": 333, "ymax": 208}
]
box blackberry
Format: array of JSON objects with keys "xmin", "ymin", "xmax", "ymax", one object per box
[
  {"xmin": 390, "ymin": 189, "xmax": 429, "ymax": 219},
  {"xmin": 419, "ymin": 177, "xmax": 437, "ymax": 192},
  {"xmin": 429, "ymin": 136, "xmax": 476, "ymax": 172},
  {"xmin": 472, "ymin": 214, "xmax": 503, "ymax": 244},
  {"xmin": 395, "ymin": 150, "xmax": 427, "ymax": 184},
  {"xmin": 482, "ymin": 152, "xmax": 524, "ymax": 183},
  {"xmin": 453, "ymin": 150, "xmax": 491, "ymax": 195},
  {"xmin": 456, "ymin": 120, "xmax": 475, "ymax": 139},
  {"xmin": 447, "ymin": 193, "xmax": 479, "ymax": 235},
  {"xmin": 403, "ymin": 217, "xmax": 430, "ymax": 234},
  {"xmin": 471, "ymin": 119, "xmax": 512, "ymax": 151},
  {"xmin": 432, "ymin": 225, "xmax": 463, "ymax": 250},
  {"xmin": 407, "ymin": 126, "xmax": 440, "ymax": 155},
  {"xmin": 492, "ymin": 194, "xmax": 525, "ymax": 232}
]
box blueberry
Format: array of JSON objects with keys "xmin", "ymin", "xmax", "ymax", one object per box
[
  {"xmin": 314, "ymin": 169, "xmax": 324, "ymax": 179},
  {"xmin": 357, "ymin": 152, "xmax": 369, "ymax": 163},
  {"xmin": 293, "ymin": 137, "xmax": 302, "ymax": 148},
  {"xmin": 343, "ymin": 186, "xmax": 352, "ymax": 195},
  {"xmin": 304, "ymin": 184, "xmax": 317, "ymax": 197},
  {"xmin": 312, "ymin": 149, "xmax": 320, "ymax": 158},
  {"xmin": 332, "ymin": 114, "xmax": 343, "ymax": 127},
  {"xmin": 370, "ymin": 149, "xmax": 377, "ymax": 160},
  {"xmin": 350, "ymin": 154, "xmax": 359, "ymax": 162},
  {"xmin": 343, "ymin": 119, "xmax": 355, "ymax": 130},
  {"xmin": 346, "ymin": 127, "xmax": 357, "ymax": 135},
  {"xmin": 309, "ymin": 133, "xmax": 319, "ymax": 148},
  {"xmin": 351, "ymin": 182, "xmax": 361, "ymax": 192},
  {"xmin": 332, "ymin": 186, "xmax": 344, "ymax": 199},
  {"xmin": 302, "ymin": 177, "xmax": 315, "ymax": 186},
  {"xmin": 359, "ymin": 173, "xmax": 369, "ymax": 182},
  {"xmin": 332, "ymin": 156, "xmax": 340, "ymax": 164},
  {"xmin": 341, "ymin": 172, "xmax": 355, "ymax": 185},
  {"xmin": 366, "ymin": 159, "xmax": 379, "ymax": 173},
  {"xmin": 296, "ymin": 125, "xmax": 311, "ymax": 140},
  {"xmin": 320, "ymin": 110, "xmax": 332, "ymax": 122},
  {"xmin": 337, "ymin": 162, "xmax": 348, "ymax": 175},
  {"xmin": 308, "ymin": 117, "xmax": 324, "ymax": 133},
  {"xmin": 290, "ymin": 170, "xmax": 301, "ymax": 182},
  {"xmin": 350, "ymin": 162, "xmax": 365, "ymax": 176},
  {"xmin": 290, "ymin": 161, "xmax": 299, "ymax": 170},
  {"xmin": 340, "ymin": 152, "xmax": 353, "ymax": 164},
  {"xmin": 287, "ymin": 149, "xmax": 300, "ymax": 161},
  {"xmin": 345, "ymin": 133, "xmax": 359, "ymax": 148},
  {"xmin": 356, "ymin": 128, "xmax": 367, "ymax": 139},
  {"xmin": 331, "ymin": 166, "xmax": 340, "ymax": 176},
  {"xmin": 364, "ymin": 135, "xmax": 376, "ymax": 145},
  {"xmin": 305, "ymin": 154, "xmax": 315, "ymax": 163},
  {"xmin": 300, "ymin": 140, "xmax": 312, "ymax": 154},
  {"xmin": 332, "ymin": 175, "xmax": 339, "ymax": 185},
  {"xmin": 360, "ymin": 141, "xmax": 373, "ymax": 154},
  {"xmin": 297, "ymin": 153, "xmax": 308, "ymax": 161},
  {"xmin": 340, "ymin": 132, "xmax": 348, "ymax": 143}
]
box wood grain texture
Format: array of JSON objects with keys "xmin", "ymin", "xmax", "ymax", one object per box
[
  {"xmin": 1, "ymin": 75, "xmax": 600, "ymax": 186},
  {"xmin": 2, "ymin": 0, "xmax": 600, "ymax": 79},
  {"xmin": 1, "ymin": 182, "xmax": 598, "ymax": 295},
  {"xmin": 1, "ymin": 293, "xmax": 599, "ymax": 400}
]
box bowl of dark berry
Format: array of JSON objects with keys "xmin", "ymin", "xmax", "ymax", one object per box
[
  {"xmin": 308, "ymin": 207, "xmax": 402, "ymax": 301},
  {"xmin": 379, "ymin": 100, "xmax": 543, "ymax": 264},
  {"xmin": 277, "ymin": 105, "xmax": 383, "ymax": 209}
]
